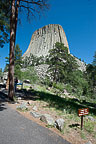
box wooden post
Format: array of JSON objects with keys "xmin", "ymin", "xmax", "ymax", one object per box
[{"xmin": 81, "ymin": 115, "xmax": 83, "ymax": 130}]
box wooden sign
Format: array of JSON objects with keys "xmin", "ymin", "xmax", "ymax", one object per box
[
  {"xmin": 78, "ymin": 108, "xmax": 89, "ymax": 130},
  {"xmin": 78, "ymin": 108, "xmax": 89, "ymax": 117}
]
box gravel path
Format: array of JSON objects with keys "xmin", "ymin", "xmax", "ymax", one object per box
[{"xmin": 0, "ymin": 92, "xmax": 71, "ymax": 144}]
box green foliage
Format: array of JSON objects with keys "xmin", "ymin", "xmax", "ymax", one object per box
[
  {"xmin": 45, "ymin": 42, "xmax": 90, "ymax": 97},
  {"xmin": 14, "ymin": 64, "xmax": 22, "ymax": 79},
  {"xmin": 4, "ymin": 56, "xmax": 9, "ymax": 72},
  {"xmin": 47, "ymin": 42, "xmax": 78, "ymax": 83},
  {"xmin": 0, "ymin": 0, "xmax": 11, "ymax": 47},
  {"xmin": 92, "ymin": 51, "xmax": 96, "ymax": 66},
  {"xmin": 43, "ymin": 76, "xmax": 52, "ymax": 87},
  {"xmin": 14, "ymin": 44, "xmax": 22, "ymax": 79},
  {"xmin": 0, "ymin": 68, "xmax": 3, "ymax": 77},
  {"xmin": 53, "ymin": 82, "xmax": 65, "ymax": 92},
  {"xmin": 4, "ymin": 44, "xmax": 23, "ymax": 79},
  {"xmin": 14, "ymin": 44, "xmax": 22, "ymax": 66},
  {"xmin": 67, "ymin": 70, "xmax": 89, "ymax": 96},
  {"xmin": 22, "ymin": 54, "xmax": 45, "ymax": 68},
  {"xmin": 21, "ymin": 67, "xmax": 39, "ymax": 84},
  {"xmin": 65, "ymin": 84, "xmax": 73, "ymax": 93},
  {"xmin": 86, "ymin": 62, "xmax": 96, "ymax": 98},
  {"xmin": 85, "ymin": 120, "xmax": 94, "ymax": 133}
]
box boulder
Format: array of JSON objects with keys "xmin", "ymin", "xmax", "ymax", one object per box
[
  {"xmin": 30, "ymin": 111, "xmax": 42, "ymax": 118},
  {"xmin": 16, "ymin": 102, "xmax": 28, "ymax": 111},
  {"xmin": 55, "ymin": 118, "xmax": 65, "ymax": 131},
  {"xmin": 32, "ymin": 105, "xmax": 38, "ymax": 111},
  {"xmin": 40, "ymin": 114, "xmax": 54, "ymax": 126}
]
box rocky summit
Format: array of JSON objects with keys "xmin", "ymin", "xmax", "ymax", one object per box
[
  {"xmin": 23, "ymin": 24, "xmax": 86, "ymax": 72},
  {"xmin": 23, "ymin": 24, "xmax": 69, "ymax": 58}
]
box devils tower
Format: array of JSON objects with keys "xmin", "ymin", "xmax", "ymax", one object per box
[{"xmin": 23, "ymin": 24, "xmax": 69, "ymax": 58}]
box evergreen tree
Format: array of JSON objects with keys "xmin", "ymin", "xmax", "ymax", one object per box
[
  {"xmin": 14, "ymin": 44, "xmax": 22, "ymax": 79},
  {"xmin": 4, "ymin": 56, "xmax": 9, "ymax": 72},
  {"xmin": 4, "ymin": 44, "xmax": 22, "ymax": 78},
  {"xmin": 47, "ymin": 42, "xmax": 78, "ymax": 83},
  {"xmin": 14, "ymin": 44, "xmax": 22, "ymax": 66},
  {"xmin": 0, "ymin": 0, "xmax": 11, "ymax": 47},
  {"xmin": 0, "ymin": 68, "xmax": 3, "ymax": 77},
  {"xmin": 86, "ymin": 55, "xmax": 96, "ymax": 98}
]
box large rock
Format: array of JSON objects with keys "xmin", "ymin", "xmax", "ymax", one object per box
[
  {"xmin": 55, "ymin": 118, "xmax": 65, "ymax": 131},
  {"xmin": 23, "ymin": 24, "xmax": 69, "ymax": 58},
  {"xmin": 16, "ymin": 102, "xmax": 28, "ymax": 111},
  {"xmin": 30, "ymin": 111, "xmax": 42, "ymax": 118},
  {"xmin": 40, "ymin": 114, "xmax": 55, "ymax": 126}
]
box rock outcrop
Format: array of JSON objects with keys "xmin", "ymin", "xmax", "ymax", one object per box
[
  {"xmin": 23, "ymin": 24, "xmax": 69, "ymax": 58},
  {"xmin": 23, "ymin": 24, "xmax": 86, "ymax": 72}
]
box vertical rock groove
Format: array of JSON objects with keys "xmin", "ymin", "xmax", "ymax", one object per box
[{"xmin": 23, "ymin": 24, "xmax": 69, "ymax": 58}]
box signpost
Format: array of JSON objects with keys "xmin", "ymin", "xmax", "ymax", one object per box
[{"xmin": 78, "ymin": 108, "xmax": 89, "ymax": 130}]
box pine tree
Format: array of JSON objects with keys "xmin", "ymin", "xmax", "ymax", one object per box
[
  {"xmin": 47, "ymin": 42, "xmax": 78, "ymax": 83},
  {"xmin": 14, "ymin": 44, "xmax": 22, "ymax": 79},
  {"xmin": 0, "ymin": 0, "xmax": 11, "ymax": 47},
  {"xmin": 92, "ymin": 51, "xmax": 96, "ymax": 66}
]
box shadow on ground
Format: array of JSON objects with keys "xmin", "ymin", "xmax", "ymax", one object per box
[
  {"xmin": 0, "ymin": 86, "xmax": 8, "ymax": 111},
  {"xmin": 17, "ymin": 89, "xmax": 96, "ymax": 115}
]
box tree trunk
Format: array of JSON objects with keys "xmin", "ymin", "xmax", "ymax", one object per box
[
  {"xmin": 8, "ymin": 0, "xmax": 16, "ymax": 101},
  {"xmin": 8, "ymin": 0, "xmax": 20, "ymax": 101}
]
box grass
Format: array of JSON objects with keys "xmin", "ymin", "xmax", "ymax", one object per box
[
  {"xmin": 16, "ymin": 85, "xmax": 96, "ymax": 143},
  {"xmin": 84, "ymin": 120, "xmax": 94, "ymax": 133},
  {"xmin": 80, "ymin": 131, "xmax": 86, "ymax": 140},
  {"xmin": 19, "ymin": 85, "xmax": 96, "ymax": 116}
]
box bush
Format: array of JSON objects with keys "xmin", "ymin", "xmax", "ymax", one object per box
[
  {"xmin": 53, "ymin": 82, "xmax": 65, "ymax": 91},
  {"xmin": 21, "ymin": 67, "xmax": 39, "ymax": 84},
  {"xmin": 43, "ymin": 76, "xmax": 52, "ymax": 87},
  {"xmin": 65, "ymin": 84, "xmax": 73, "ymax": 93}
]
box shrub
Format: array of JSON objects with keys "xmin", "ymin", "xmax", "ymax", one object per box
[
  {"xmin": 21, "ymin": 66, "xmax": 39, "ymax": 84},
  {"xmin": 53, "ymin": 82, "xmax": 65, "ymax": 91}
]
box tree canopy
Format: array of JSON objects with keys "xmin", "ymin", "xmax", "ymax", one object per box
[
  {"xmin": 0, "ymin": 0, "xmax": 11, "ymax": 47},
  {"xmin": 47, "ymin": 42, "xmax": 78, "ymax": 83}
]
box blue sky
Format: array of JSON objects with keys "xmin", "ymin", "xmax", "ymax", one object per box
[{"xmin": 0, "ymin": 0, "xmax": 96, "ymax": 71}]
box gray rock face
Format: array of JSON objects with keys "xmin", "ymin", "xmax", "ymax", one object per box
[
  {"xmin": 23, "ymin": 24, "xmax": 69, "ymax": 58},
  {"xmin": 75, "ymin": 57, "xmax": 86, "ymax": 72},
  {"xmin": 34, "ymin": 64, "xmax": 49, "ymax": 79}
]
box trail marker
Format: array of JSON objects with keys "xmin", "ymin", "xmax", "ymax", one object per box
[{"xmin": 78, "ymin": 108, "xmax": 89, "ymax": 130}]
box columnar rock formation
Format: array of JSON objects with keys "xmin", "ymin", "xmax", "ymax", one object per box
[
  {"xmin": 23, "ymin": 24, "xmax": 86, "ymax": 72},
  {"xmin": 23, "ymin": 24, "xmax": 69, "ymax": 58}
]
